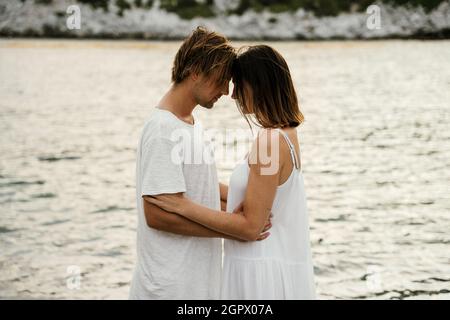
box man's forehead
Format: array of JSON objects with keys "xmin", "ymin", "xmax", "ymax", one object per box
[{"xmin": 204, "ymin": 70, "xmax": 229, "ymax": 81}]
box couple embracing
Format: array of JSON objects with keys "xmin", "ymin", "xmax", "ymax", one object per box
[{"xmin": 129, "ymin": 27, "xmax": 316, "ymax": 300}]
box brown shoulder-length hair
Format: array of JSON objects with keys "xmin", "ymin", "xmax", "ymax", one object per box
[
  {"xmin": 232, "ymin": 45, "xmax": 304, "ymax": 128},
  {"xmin": 172, "ymin": 26, "xmax": 236, "ymax": 85}
]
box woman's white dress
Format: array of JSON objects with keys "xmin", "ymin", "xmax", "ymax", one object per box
[{"xmin": 221, "ymin": 129, "xmax": 316, "ymax": 299}]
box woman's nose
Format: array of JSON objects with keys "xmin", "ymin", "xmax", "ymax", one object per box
[{"xmin": 231, "ymin": 86, "xmax": 236, "ymax": 99}]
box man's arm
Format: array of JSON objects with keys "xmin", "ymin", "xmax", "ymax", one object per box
[{"xmin": 143, "ymin": 195, "xmax": 240, "ymax": 240}]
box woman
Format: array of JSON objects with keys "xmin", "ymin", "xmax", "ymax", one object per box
[{"xmin": 146, "ymin": 45, "xmax": 316, "ymax": 299}]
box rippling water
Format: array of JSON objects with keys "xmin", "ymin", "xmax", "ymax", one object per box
[{"xmin": 0, "ymin": 39, "xmax": 449, "ymax": 299}]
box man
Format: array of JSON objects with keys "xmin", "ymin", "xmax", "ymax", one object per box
[{"xmin": 129, "ymin": 27, "xmax": 269, "ymax": 300}]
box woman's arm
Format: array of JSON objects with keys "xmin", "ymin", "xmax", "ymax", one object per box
[{"xmin": 146, "ymin": 130, "xmax": 281, "ymax": 241}]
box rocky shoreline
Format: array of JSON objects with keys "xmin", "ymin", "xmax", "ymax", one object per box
[{"xmin": 1, "ymin": 0, "xmax": 450, "ymax": 40}]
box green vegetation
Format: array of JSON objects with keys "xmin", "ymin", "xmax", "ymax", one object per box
[
  {"xmin": 72, "ymin": 0, "xmax": 447, "ymax": 18},
  {"xmin": 77, "ymin": 0, "xmax": 109, "ymax": 12},
  {"xmin": 116, "ymin": 0, "xmax": 131, "ymax": 16},
  {"xmin": 160, "ymin": 0, "xmax": 215, "ymax": 19},
  {"xmin": 133, "ymin": 0, "xmax": 154, "ymax": 8},
  {"xmin": 229, "ymin": 0, "xmax": 446, "ymax": 16}
]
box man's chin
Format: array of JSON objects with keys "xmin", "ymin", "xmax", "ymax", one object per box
[{"xmin": 200, "ymin": 102, "xmax": 215, "ymax": 109}]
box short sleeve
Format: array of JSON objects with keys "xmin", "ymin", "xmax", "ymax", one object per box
[{"xmin": 140, "ymin": 137, "xmax": 186, "ymax": 196}]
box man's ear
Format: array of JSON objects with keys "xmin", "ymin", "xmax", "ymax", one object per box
[{"xmin": 191, "ymin": 71, "xmax": 199, "ymax": 82}]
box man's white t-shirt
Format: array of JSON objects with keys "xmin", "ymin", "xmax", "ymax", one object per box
[{"xmin": 129, "ymin": 107, "xmax": 222, "ymax": 300}]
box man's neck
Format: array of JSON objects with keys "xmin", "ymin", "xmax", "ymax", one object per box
[{"xmin": 157, "ymin": 83, "xmax": 197, "ymax": 125}]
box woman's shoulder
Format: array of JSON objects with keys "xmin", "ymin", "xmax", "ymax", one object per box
[
  {"xmin": 254, "ymin": 127, "xmax": 297, "ymax": 149},
  {"xmin": 248, "ymin": 127, "xmax": 293, "ymax": 169}
]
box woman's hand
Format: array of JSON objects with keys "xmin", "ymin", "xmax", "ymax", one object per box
[
  {"xmin": 232, "ymin": 201, "xmax": 273, "ymax": 241},
  {"xmin": 221, "ymin": 199, "xmax": 227, "ymax": 211},
  {"xmin": 143, "ymin": 193, "xmax": 189, "ymax": 215}
]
